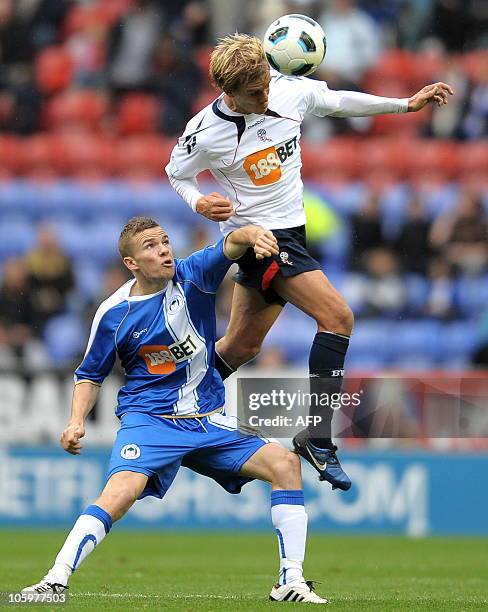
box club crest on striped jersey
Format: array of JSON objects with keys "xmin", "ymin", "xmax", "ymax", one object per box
[{"xmin": 168, "ymin": 294, "xmax": 184, "ymax": 314}]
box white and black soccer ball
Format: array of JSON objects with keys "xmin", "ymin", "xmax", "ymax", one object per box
[{"xmin": 263, "ymin": 14, "xmax": 326, "ymax": 77}]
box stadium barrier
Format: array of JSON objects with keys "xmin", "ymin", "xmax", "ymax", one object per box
[
  {"xmin": 1, "ymin": 368, "xmax": 487, "ymax": 535},
  {"xmin": 1, "ymin": 445, "xmax": 487, "ymax": 536}
]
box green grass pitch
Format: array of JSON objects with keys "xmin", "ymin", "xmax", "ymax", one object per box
[{"xmin": 1, "ymin": 531, "xmax": 487, "ymax": 610}]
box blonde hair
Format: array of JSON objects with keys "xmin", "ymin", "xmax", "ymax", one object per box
[
  {"xmin": 118, "ymin": 216, "xmax": 159, "ymax": 258},
  {"xmin": 210, "ymin": 34, "xmax": 267, "ymax": 93}
]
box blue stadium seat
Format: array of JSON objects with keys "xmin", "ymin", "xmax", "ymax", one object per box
[
  {"xmin": 436, "ymin": 321, "xmax": 479, "ymax": 364},
  {"xmin": 421, "ymin": 183, "xmax": 459, "ymax": 219},
  {"xmin": 380, "ymin": 184, "xmax": 410, "ymax": 238},
  {"xmin": 347, "ymin": 319, "xmax": 394, "ymax": 363},
  {"xmin": 43, "ymin": 313, "xmax": 86, "ymax": 365},
  {"xmin": 389, "ymin": 320, "xmax": 441, "ymax": 363},
  {"xmin": 0, "ymin": 219, "xmax": 36, "ymax": 258},
  {"xmin": 455, "ymin": 277, "xmax": 488, "ymax": 318},
  {"xmin": 345, "ymin": 352, "xmax": 390, "ymax": 370},
  {"xmin": 74, "ymin": 259, "xmax": 105, "ymax": 301},
  {"xmin": 405, "ymin": 275, "xmax": 430, "ymax": 312},
  {"xmin": 263, "ymin": 309, "xmax": 316, "ymax": 364}
]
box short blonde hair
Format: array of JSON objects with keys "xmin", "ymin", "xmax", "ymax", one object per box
[
  {"xmin": 210, "ymin": 34, "xmax": 267, "ymax": 93},
  {"xmin": 118, "ymin": 216, "xmax": 159, "ymax": 258}
]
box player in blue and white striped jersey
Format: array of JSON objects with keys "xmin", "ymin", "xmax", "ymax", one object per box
[{"xmin": 22, "ymin": 217, "xmax": 329, "ymax": 604}]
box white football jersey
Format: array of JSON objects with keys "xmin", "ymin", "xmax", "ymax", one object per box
[{"xmin": 166, "ymin": 70, "xmax": 407, "ymax": 234}]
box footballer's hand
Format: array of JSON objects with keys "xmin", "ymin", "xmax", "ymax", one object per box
[
  {"xmin": 253, "ymin": 228, "xmax": 279, "ymax": 260},
  {"xmin": 60, "ymin": 422, "xmax": 85, "ymax": 455},
  {"xmin": 407, "ymin": 82, "xmax": 454, "ymax": 112},
  {"xmin": 196, "ymin": 192, "xmax": 234, "ymax": 222}
]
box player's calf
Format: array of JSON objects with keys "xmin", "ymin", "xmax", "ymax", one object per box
[{"xmin": 21, "ymin": 471, "xmax": 147, "ymax": 593}]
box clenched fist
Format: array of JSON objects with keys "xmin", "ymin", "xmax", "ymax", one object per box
[
  {"xmin": 252, "ymin": 228, "xmax": 279, "ymax": 260},
  {"xmin": 60, "ymin": 422, "xmax": 85, "ymax": 455},
  {"xmin": 196, "ymin": 192, "xmax": 234, "ymax": 222}
]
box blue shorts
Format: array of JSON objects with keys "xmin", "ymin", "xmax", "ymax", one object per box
[{"xmin": 107, "ymin": 411, "xmax": 269, "ymax": 500}]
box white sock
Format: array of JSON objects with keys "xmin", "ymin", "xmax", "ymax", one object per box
[
  {"xmin": 47, "ymin": 505, "xmax": 112, "ymax": 585},
  {"xmin": 270, "ymin": 490, "xmax": 307, "ymax": 586}
]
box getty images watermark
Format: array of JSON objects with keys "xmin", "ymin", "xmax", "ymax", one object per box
[
  {"xmin": 247, "ymin": 388, "xmax": 361, "ymax": 428},
  {"xmin": 237, "ymin": 376, "xmax": 488, "ymax": 439}
]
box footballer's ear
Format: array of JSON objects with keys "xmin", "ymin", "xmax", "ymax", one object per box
[{"xmin": 123, "ymin": 256, "xmax": 138, "ymax": 272}]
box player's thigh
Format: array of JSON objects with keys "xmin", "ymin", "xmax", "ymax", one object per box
[
  {"xmin": 95, "ymin": 471, "xmax": 148, "ymax": 520},
  {"xmin": 272, "ymin": 269, "xmax": 353, "ymax": 334},
  {"xmin": 239, "ymin": 442, "xmax": 302, "ymax": 489},
  {"xmin": 221, "ymin": 283, "xmax": 283, "ymax": 348}
]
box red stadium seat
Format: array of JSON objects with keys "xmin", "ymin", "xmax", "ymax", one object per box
[
  {"xmin": 35, "ymin": 47, "xmax": 74, "ymax": 95},
  {"xmin": 62, "ymin": 2, "xmax": 125, "ymax": 37},
  {"xmin": 0, "ymin": 136, "xmax": 23, "ymax": 178},
  {"xmin": 404, "ymin": 140, "xmax": 459, "ymax": 183},
  {"xmin": 357, "ymin": 138, "xmax": 407, "ymax": 184},
  {"xmin": 195, "ymin": 46, "xmax": 212, "ymax": 77},
  {"xmin": 115, "ymin": 136, "xmax": 176, "ymax": 180},
  {"xmin": 363, "ymin": 50, "xmax": 416, "ymax": 90},
  {"xmin": 19, "ymin": 134, "xmax": 65, "ymax": 178},
  {"xmin": 116, "ymin": 94, "xmax": 160, "ymax": 136},
  {"xmin": 460, "ymin": 50, "xmax": 488, "ymax": 83},
  {"xmin": 57, "ymin": 133, "xmax": 116, "ymax": 178},
  {"xmin": 192, "ymin": 88, "xmax": 217, "ymax": 114},
  {"xmin": 301, "ymin": 139, "xmax": 359, "ymax": 183},
  {"xmin": 409, "ymin": 50, "xmax": 444, "ymax": 88},
  {"xmin": 45, "ymin": 90, "xmax": 108, "ymax": 132},
  {"xmin": 371, "ymin": 108, "xmax": 428, "ymax": 137},
  {"xmin": 458, "ymin": 142, "xmax": 488, "ymax": 187}
]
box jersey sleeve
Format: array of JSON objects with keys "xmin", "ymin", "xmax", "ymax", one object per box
[
  {"xmin": 298, "ymin": 78, "xmax": 408, "ymax": 117},
  {"xmin": 175, "ymin": 238, "xmax": 234, "ymax": 293},
  {"xmin": 74, "ymin": 305, "xmax": 123, "ymax": 385},
  {"xmin": 165, "ymin": 114, "xmax": 212, "ymax": 181}
]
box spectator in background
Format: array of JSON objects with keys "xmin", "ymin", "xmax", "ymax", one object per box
[
  {"xmin": 24, "ymin": 223, "xmax": 75, "ymax": 331},
  {"xmin": 317, "ymin": 0, "xmax": 383, "ymax": 88},
  {"xmin": 430, "ymin": 191, "xmax": 488, "ymax": 276},
  {"xmin": 394, "ymin": 194, "xmax": 433, "ymax": 275},
  {"xmin": 428, "ymin": 0, "xmax": 473, "ymax": 53},
  {"xmin": 0, "ymin": 256, "xmax": 51, "ymax": 369},
  {"xmin": 167, "ymin": 0, "xmax": 210, "ymax": 48},
  {"xmin": 0, "ymin": 320, "xmax": 17, "ymax": 367},
  {"xmin": 0, "ymin": 256, "xmax": 37, "ymax": 345},
  {"xmin": 83, "ymin": 262, "xmax": 131, "ymax": 325},
  {"xmin": 419, "ymin": 256, "xmax": 457, "ymax": 320},
  {"xmin": 106, "ymin": 0, "xmax": 164, "ymax": 94},
  {"xmin": 461, "ymin": 55, "xmax": 488, "ymax": 140},
  {"xmin": 153, "ymin": 37, "xmax": 202, "ymax": 135},
  {"xmin": 349, "ymin": 191, "xmax": 384, "ymax": 270},
  {"xmin": 360, "ymin": 247, "xmax": 407, "ymax": 317}
]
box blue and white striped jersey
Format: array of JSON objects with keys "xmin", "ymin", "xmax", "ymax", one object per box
[{"xmin": 75, "ymin": 238, "xmax": 232, "ymax": 417}]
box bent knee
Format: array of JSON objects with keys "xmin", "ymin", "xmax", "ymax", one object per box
[
  {"xmin": 317, "ymin": 300, "xmax": 354, "ymax": 336},
  {"xmin": 272, "ymin": 450, "xmax": 302, "ymax": 487},
  {"xmin": 223, "ymin": 342, "xmax": 262, "ymax": 367}
]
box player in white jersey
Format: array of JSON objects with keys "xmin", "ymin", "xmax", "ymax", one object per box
[
  {"xmin": 21, "ymin": 217, "xmax": 329, "ymax": 604},
  {"xmin": 166, "ymin": 34, "xmax": 454, "ymax": 490}
]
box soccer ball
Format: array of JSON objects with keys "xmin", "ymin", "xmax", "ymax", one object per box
[{"xmin": 263, "ymin": 14, "xmax": 326, "ymax": 77}]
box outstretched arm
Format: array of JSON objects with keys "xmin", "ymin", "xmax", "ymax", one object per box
[
  {"xmin": 311, "ymin": 82, "xmax": 454, "ymax": 118},
  {"xmin": 224, "ymin": 225, "xmax": 279, "ymax": 260}
]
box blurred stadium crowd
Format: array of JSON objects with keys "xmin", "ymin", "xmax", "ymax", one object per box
[{"xmin": 0, "ymin": 0, "xmax": 487, "ymax": 372}]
